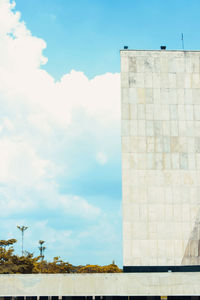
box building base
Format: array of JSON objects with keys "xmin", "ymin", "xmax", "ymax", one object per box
[{"xmin": 123, "ymin": 266, "xmax": 200, "ymax": 272}]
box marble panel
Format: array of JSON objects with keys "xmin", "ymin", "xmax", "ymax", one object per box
[
  {"xmin": 184, "ymin": 105, "xmax": 194, "ymax": 120},
  {"xmin": 122, "ymin": 153, "xmax": 130, "ymax": 169},
  {"xmin": 123, "ymin": 221, "xmax": 132, "ymax": 239},
  {"xmin": 153, "ymin": 88, "xmax": 160, "ymax": 104},
  {"xmin": 129, "ymin": 104, "xmax": 137, "ymax": 119},
  {"xmin": 160, "ymin": 73, "xmax": 169, "ymax": 88},
  {"xmin": 146, "ymin": 153, "xmax": 155, "ymax": 170},
  {"xmin": 121, "ymin": 56, "xmax": 129, "ymax": 72},
  {"xmin": 179, "ymin": 137, "xmax": 188, "ymax": 152},
  {"xmin": 144, "ymin": 73, "xmax": 153, "ymax": 88},
  {"xmin": 132, "ymin": 222, "xmax": 148, "ymax": 239},
  {"xmin": 192, "ymin": 74, "xmax": 200, "ymax": 88},
  {"xmin": 169, "ymin": 73, "xmax": 177, "ymax": 88},
  {"xmin": 137, "ymin": 137, "xmax": 147, "ymax": 152},
  {"xmin": 176, "ymin": 57, "xmax": 185, "ymax": 73},
  {"xmin": 128, "ymin": 56, "xmax": 137, "ymax": 72},
  {"xmin": 136, "ymin": 56, "xmax": 145, "ymax": 72},
  {"xmin": 137, "ymin": 104, "xmax": 145, "ymax": 120},
  {"xmin": 130, "ymin": 120, "xmax": 138, "ymax": 136},
  {"xmin": 180, "ymin": 153, "xmax": 188, "ymax": 170},
  {"xmin": 191, "ymin": 57, "xmax": 200, "ymax": 73},
  {"xmin": 129, "ymin": 87, "xmax": 138, "ymax": 104},
  {"xmin": 160, "ymin": 88, "xmax": 169, "ymax": 104},
  {"xmin": 130, "ymin": 73, "xmax": 145, "ymax": 88},
  {"xmin": 160, "ymin": 57, "xmax": 168, "ymax": 73},
  {"xmin": 129, "ymin": 153, "xmax": 138, "ymax": 169},
  {"xmin": 137, "ymin": 153, "xmax": 146, "ymax": 169},
  {"xmin": 195, "ymin": 137, "xmax": 200, "ymax": 152},
  {"xmin": 188, "ymin": 137, "xmax": 195, "ymax": 152},
  {"xmin": 178, "ymin": 105, "xmax": 185, "ymax": 120},
  {"xmin": 192, "ymin": 89, "xmax": 200, "ymax": 104},
  {"xmin": 152, "ymin": 72, "xmax": 160, "ymax": 87},
  {"xmin": 140, "ymin": 205, "xmax": 148, "ymax": 221},
  {"xmin": 195, "ymin": 153, "xmax": 200, "ymax": 169},
  {"xmin": 146, "ymin": 120, "xmax": 154, "ymax": 136},
  {"xmin": 154, "ymin": 56, "xmax": 161, "ymax": 73},
  {"xmin": 185, "ymin": 57, "xmax": 193, "ymax": 73},
  {"xmin": 121, "ymin": 120, "xmax": 130, "ymax": 136},
  {"xmin": 185, "ymin": 120, "xmax": 195, "ymax": 137},
  {"xmin": 176, "ymin": 73, "xmax": 185, "ymax": 89},
  {"xmin": 122, "ymin": 88, "xmax": 129, "ymax": 103},
  {"xmin": 121, "ymin": 137, "xmax": 130, "ymax": 153},
  {"xmin": 121, "ymin": 72, "xmax": 129, "ymax": 88},
  {"xmin": 154, "ymin": 120, "xmax": 163, "ymax": 136},
  {"xmin": 185, "ymin": 74, "xmax": 192, "ymax": 88},
  {"xmin": 155, "ymin": 153, "xmax": 163, "ymax": 169},
  {"xmin": 194, "ymin": 105, "xmax": 200, "ymax": 120},
  {"xmin": 163, "ymin": 153, "xmax": 171, "ymax": 169},
  {"xmin": 177, "ymin": 89, "xmax": 185, "ymax": 104},
  {"xmin": 194, "ymin": 121, "xmax": 200, "ymax": 137},
  {"xmin": 184, "ymin": 89, "xmax": 193, "ymax": 104},
  {"xmin": 144, "ymin": 56, "xmax": 154, "ymax": 72},
  {"xmin": 162, "ymin": 121, "xmax": 170, "ymax": 136},
  {"xmin": 169, "ymin": 105, "xmax": 178, "ymax": 120},
  {"xmin": 155, "ymin": 137, "xmax": 163, "ymax": 152},
  {"xmin": 146, "ymin": 104, "xmax": 154, "ymax": 120},
  {"xmin": 147, "ymin": 137, "xmax": 155, "ymax": 152},
  {"xmin": 145, "ymin": 88, "xmax": 153, "ymax": 103},
  {"xmin": 121, "ymin": 103, "xmax": 130, "ymax": 120},
  {"xmin": 170, "ymin": 120, "xmax": 179, "ymax": 136},
  {"xmin": 171, "ymin": 153, "xmax": 180, "ymax": 169},
  {"xmin": 168, "ymin": 88, "xmax": 177, "ymax": 104},
  {"xmin": 168, "ymin": 57, "xmax": 177, "ymax": 73},
  {"xmin": 136, "ymin": 87, "xmax": 146, "ymax": 103}
]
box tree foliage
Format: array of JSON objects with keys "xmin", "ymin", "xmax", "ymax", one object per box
[
  {"xmin": 77, "ymin": 264, "xmax": 122, "ymax": 273},
  {"xmin": 0, "ymin": 239, "xmax": 122, "ymax": 274}
]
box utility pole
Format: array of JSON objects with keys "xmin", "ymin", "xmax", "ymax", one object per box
[
  {"xmin": 38, "ymin": 240, "xmax": 46, "ymax": 260},
  {"xmin": 17, "ymin": 225, "xmax": 28, "ymax": 256}
]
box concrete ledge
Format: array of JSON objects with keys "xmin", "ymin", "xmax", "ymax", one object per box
[{"xmin": 0, "ymin": 273, "xmax": 200, "ymax": 296}]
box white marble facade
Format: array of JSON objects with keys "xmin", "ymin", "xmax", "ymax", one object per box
[{"xmin": 121, "ymin": 50, "xmax": 200, "ymax": 267}]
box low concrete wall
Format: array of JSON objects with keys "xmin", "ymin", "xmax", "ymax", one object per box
[{"xmin": 0, "ymin": 273, "xmax": 200, "ymax": 296}]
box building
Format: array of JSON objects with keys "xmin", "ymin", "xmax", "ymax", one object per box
[{"xmin": 121, "ymin": 49, "xmax": 200, "ymax": 272}]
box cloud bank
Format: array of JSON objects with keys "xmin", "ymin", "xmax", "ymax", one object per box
[{"xmin": 0, "ymin": 0, "xmax": 121, "ymax": 265}]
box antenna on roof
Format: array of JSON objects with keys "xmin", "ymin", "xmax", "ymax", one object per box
[{"xmin": 181, "ymin": 33, "xmax": 184, "ymax": 50}]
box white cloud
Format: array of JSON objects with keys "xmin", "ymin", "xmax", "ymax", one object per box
[
  {"xmin": 0, "ymin": 0, "xmax": 121, "ymax": 263},
  {"xmin": 58, "ymin": 195, "xmax": 101, "ymax": 218},
  {"xmin": 96, "ymin": 152, "xmax": 108, "ymax": 165},
  {"xmin": 0, "ymin": 137, "xmax": 50, "ymax": 184}
]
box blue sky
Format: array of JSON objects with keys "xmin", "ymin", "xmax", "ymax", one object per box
[
  {"xmin": 14, "ymin": 0, "xmax": 200, "ymax": 80},
  {"xmin": 0, "ymin": 0, "xmax": 200, "ymax": 267}
]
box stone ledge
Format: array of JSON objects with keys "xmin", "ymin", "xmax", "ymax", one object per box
[{"xmin": 0, "ymin": 273, "xmax": 200, "ymax": 296}]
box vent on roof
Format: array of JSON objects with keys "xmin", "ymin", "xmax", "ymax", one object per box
[
  {"xmin": 124, "ymin": 46, "xmax": 128, "ymax": 49},
  {"xmin": 160, "ymin": 46, "xmax": 166, "ymax": 50}
]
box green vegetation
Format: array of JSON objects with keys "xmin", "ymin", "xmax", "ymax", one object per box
[{"xmin": 0, "ymin": 239, "xmax": 122, "ymax": 274}]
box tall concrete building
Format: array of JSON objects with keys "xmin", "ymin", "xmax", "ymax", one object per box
[{"xmin": 121, "ymin": 49, "xmax": 200, "ymax": 271}]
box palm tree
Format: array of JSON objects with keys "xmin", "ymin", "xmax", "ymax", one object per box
[
  {"xmin": 38, "ymin": 240, "xmax": 46, "ymax": 260},
  {"xmin": 17, "ymin": 225, "xmax": 28, "ymax": 256}
]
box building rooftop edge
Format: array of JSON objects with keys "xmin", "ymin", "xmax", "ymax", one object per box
[{"xmin": 120, "ymin": 49, "xmax": 200, "ymax": 52}]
